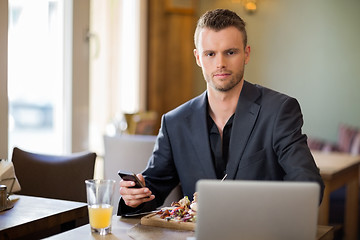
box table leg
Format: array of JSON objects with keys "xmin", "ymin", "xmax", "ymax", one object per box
[
  {"xmin": 318, "ymin": 183, "xmax": 330, "ymax": 225},
  {"xmin": 343, "ymin": 177, "xmax": 359, "ymax": 240}
]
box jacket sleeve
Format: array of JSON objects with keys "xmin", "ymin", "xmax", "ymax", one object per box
[{"xmin": 272, "ymin": 97, "xmax": 325, "ymax": 203}]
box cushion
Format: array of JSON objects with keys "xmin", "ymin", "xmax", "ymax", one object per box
[
  {"xmin": 307, "ymin": 138, "xmax": 339, "ymax": 152},
  {"xmin": 338, "ymin": 124, "xmax": 359, "ymax": 153},
  {"xmin": 307, "ymin": 138, "xmax": 325, "ymax": 151},
  {"xmin": 350, "ymin": 132, "xmax": 360, "ymax": 155}
]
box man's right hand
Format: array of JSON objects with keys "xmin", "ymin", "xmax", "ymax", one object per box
[{"xmin": 119, "ymin": 173, "xmax": 155, "ymax": 208}]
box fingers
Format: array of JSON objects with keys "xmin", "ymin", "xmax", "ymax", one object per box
[
  {"xmin": 124, "ymin": 194, "xmax": 155, "ymax": 208},
  {"xmin": 119, "ymin": 181, "xmax": 151, "ymax": 195},
  {"xmin": 119, "ymin": 179, "xmax": 155, "ymax": 208},
  {"xmin": 137, "ymin": 173, "xmax": 146, "ymax": 186},
  {"xmin": 120, "ymin": 178, "xmax": 137, "ymax": 188}
]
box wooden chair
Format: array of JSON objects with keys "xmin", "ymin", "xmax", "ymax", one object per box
[
  {"xmin": 124, "ymin": 111, "xmax": 158, "ymax": 135},
  {"xmin": 11, "ymin": 147, "xmax": 96, "ymax": 202}
]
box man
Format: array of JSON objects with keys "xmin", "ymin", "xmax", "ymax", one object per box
[{"xmin": 118, "ymin": 9, "xmax": 324, "ymax": 215}]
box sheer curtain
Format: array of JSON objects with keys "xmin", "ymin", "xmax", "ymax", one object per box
[{"xmin": 89, "ymin": 0, "xmax": 148, "ymax": 155}]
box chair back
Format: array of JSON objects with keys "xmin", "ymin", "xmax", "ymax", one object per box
[
  {"xmin": 12, "ymin": 147, "xmax": 96, "ymax": 202},
  {"xmin": 104, "ymin": 134, "xmax": 157, "ymax": 177},
  {"xmin": 104, "ymin": 134, "xmax": 156, "ymax": 212},
  {"xmin": 103, "ymin": 134, "xmax": 183, "ymax": 212}
]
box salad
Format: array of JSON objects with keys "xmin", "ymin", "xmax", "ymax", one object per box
[{"xmin": 156, "ymin": 192, "xmax": 198, "ymax": 223}]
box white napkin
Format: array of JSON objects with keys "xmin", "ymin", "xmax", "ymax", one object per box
[{"xmin": 0, "ymin": 159, "xmax": 21, "ymax": 193}]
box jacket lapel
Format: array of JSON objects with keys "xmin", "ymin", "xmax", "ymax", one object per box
[
  {"xmin": 186, "ymin": 91, "xmax": 217, "ymax": 179},
  {"xmin": 226, "ymin": 81, "xmax": 261, "ymax": 179}
]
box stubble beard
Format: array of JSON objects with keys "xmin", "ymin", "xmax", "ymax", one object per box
[{"xmin": 206, "ymin": 71, "xmax": 243, "ymax": 92}]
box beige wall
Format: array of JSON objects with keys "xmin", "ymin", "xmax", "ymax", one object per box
[
  {"xmin": 196, "ymin": 0, "xmax": 360, "ymax": 142},
  {"xmin": 0, "ymin": 1, "xmax": 8, "ymax": 158}
]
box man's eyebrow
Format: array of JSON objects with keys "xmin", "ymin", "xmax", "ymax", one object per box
[
  {"xmin": 224, "ymin": 48, "xmax": 240, "ymax": 52},
  {"xmin": 202, "ymin": 50, "xmax": 214, "ymax": 54}
]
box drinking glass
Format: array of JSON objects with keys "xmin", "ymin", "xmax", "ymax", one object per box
[{"xmin": 85, "ymin": 179, "xmax": 116, "ymax": 235}]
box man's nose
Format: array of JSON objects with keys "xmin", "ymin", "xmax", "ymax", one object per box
[{"xmin": 216, "ymin": 55, "xmax": 226, "ymax": 69}]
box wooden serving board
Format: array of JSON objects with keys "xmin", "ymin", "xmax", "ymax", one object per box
[{"xmin": 140, "ymin": 212, "xmax": 195, "ymax": 231}]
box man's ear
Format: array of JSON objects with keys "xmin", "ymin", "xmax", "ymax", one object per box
[
  {"xmin": 194, "ymin": 49, "xmax": 201, "ymax": 67},
  {"xmin": 244, "ymin": 45, "xmax": 251, "ymax": 64}
]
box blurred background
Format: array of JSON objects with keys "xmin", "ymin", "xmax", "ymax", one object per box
[{"xmin": 1, "ymin": 0, "xmax": 360, "ymax": 159}]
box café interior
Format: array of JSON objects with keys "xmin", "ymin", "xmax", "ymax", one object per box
[{"xmin": 1, "ymin": 0, "xmax": 360, "ymax": 239}]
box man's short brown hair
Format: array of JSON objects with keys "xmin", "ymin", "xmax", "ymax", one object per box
[{"xmin": 194, "ymin": 9, "xmax": 247, "ymax": 49}]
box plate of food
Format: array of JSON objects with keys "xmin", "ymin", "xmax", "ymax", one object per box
[{"xmin": 140, "ymin": 193, "xmax": 198, "ymax": 231}]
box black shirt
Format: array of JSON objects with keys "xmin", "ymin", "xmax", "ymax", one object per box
[{"xmin": 207, "ymin": 112, "xmax": 235, "ymax": 179}]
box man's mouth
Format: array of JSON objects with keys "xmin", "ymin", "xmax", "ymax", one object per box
[{"xmin": 213, "ymin": 72, "xmax": 231, "ymax": 79}]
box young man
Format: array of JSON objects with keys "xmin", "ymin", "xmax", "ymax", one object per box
[{"xmin": 118, "ymin": 9, "xmax": 324, "ymax": 215}]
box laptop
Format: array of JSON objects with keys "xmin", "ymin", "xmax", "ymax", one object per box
[{"xmin": 194, "ymin": 180, "xmax": 320, "ymax": 240}]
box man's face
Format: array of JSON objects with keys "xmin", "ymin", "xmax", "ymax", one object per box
[{"xmin": 194, "ymin": 26, "xmax": 250, "ymax": 92}]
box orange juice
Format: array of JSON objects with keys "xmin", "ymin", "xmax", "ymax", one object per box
[{"xmin": 88, "ymin": 204, "xmax": 113, "ymax": 229}]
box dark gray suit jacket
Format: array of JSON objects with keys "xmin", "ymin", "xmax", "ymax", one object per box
[{"xmin": 118, "ymin": 81, "xmax": 324, "ymax": 215}]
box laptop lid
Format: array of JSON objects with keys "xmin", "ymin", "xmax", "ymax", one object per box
[{"xmin": 195, "ymin": 180, "xmax": 320, "ymax": 240}]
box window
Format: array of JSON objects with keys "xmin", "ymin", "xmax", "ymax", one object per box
[
  {"xmin": 7, "ymin": 0, "xmax": 145, "ymax": 158},
  {"xmin": 8, "ymin": 0, "xmax": 66, "ymax": 155}
]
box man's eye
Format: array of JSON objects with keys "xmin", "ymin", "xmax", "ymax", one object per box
[
  {"xmin": 206, "ymin": 52, "xmax": 214, "ymax": 57},
  {"xmin": 228, "ymin": 51, "xmax": 235, "ymax": 55}
]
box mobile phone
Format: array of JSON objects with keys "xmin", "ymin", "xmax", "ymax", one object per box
[{"xmin": 118, "ymin": 170, "xmax": 145, "ymax": 188}]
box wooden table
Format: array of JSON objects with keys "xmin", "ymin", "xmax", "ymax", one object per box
[
  {"xmin": 312, "ymin": 151, "xmax": 360, "ymax": 240},
  {"xmin": 45, "ymin": 215, "xmax": 334, "ymax": 240},
  {"xmin": 0, "ymin": 195, "xmax": 88, "ymax": 240}
]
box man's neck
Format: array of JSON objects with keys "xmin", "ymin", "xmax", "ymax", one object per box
[{"xmin": 208, "ymin": 81, "xmax": 243, "ymax": 135}]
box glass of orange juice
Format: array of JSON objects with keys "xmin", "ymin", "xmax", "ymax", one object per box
[{"xmin": 85, "ymin": 179, "xmax": 116, "ymax": 235}]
